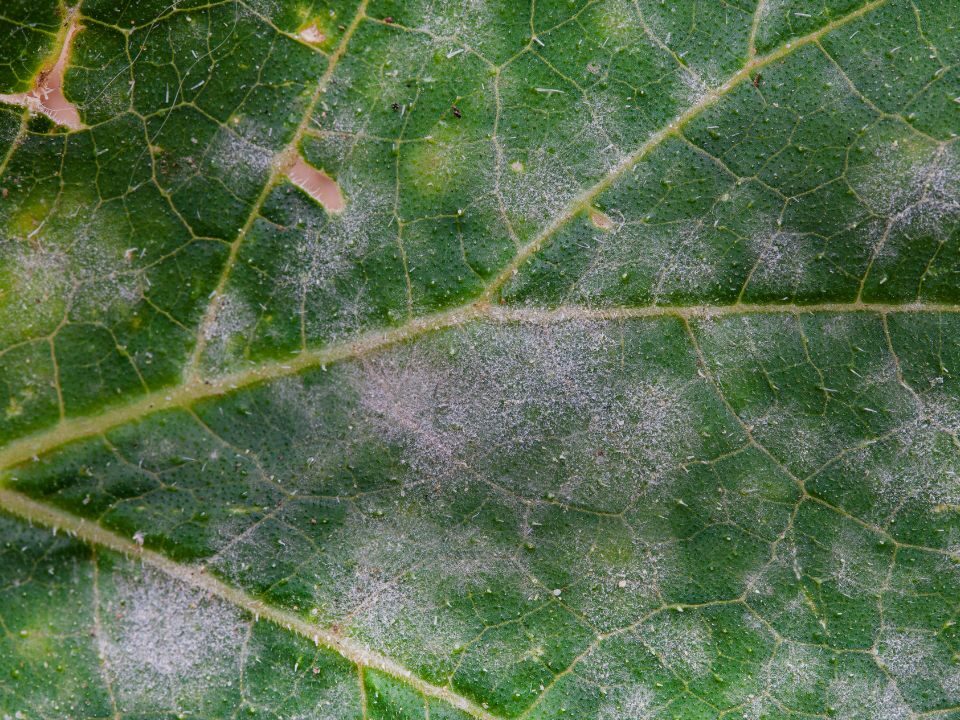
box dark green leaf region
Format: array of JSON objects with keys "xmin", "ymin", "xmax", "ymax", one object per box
[{"xmin": 0, "ymin": 1, "xmax": 958, "ymax": 718}]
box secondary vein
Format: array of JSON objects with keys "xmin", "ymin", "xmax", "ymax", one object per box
[
  {"xmin": 1, "ymin": 300, "xmax": 958, "ymax": 473},
  {"xmin": 0, "ymin": 486, "xmax": 503, "ymax": 720},
  {"xmin": 0, "ymin": 0, "xmax": 896, "ymax": 472},
  {"xmin": 183, "ymin": 0, "xmax": 371, "ymax": 379}
]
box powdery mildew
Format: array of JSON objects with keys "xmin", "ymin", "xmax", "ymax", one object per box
[
  {"xmin": 320, "ymin": 509, "xmax": 497, "ymax": 656},
  {"xmin": 879, "ymin": 628, "xmax": 960, "ymax": 704},
  {"xmin": 853, "ymin": 140, "xmax": 959, "ymax": 236},
  {"xmin": 766, "ymin": 642, "xmax": 827, "ymax": 704},
  {"xmin": 0, "ymin": 229, "xmax": 141, "ymax": 340},
  {"xmin": 828, "ymin": 677, "xmax": 913, "ymax": 720},
  {"xmin": 208, "ymin": 125, "xmax": 276, "ymax": 198},
  {"xmin": 415, "ymin": 0, "xmax": 494, "ymax": 52},
  {"xmin": 598, "ymin": 685, "xmax": 655, "ymax": 720},
  {"xmin": 98, "ymin": 566, "xmax": 247, "ymax": 712},
  {"xmin": 0, "ymin": 0, "xmax": 956, "ymax": 716},
  {"xmin": 564, "ymin": 218, "xmax": 722, "ymax": 305},
  {"xmin": 200, "ymin": 291, "xmax": 256, "ymax": 371},
  {"xmin": 640, "ymin": 611, "xmax": 712, "ymax": 678},
  {"xmin": 352, "ymin": 320, "xmax": 700, "ymax": 508},
  {"xmin": 278, "ymin": 165, "xmax": 394, "ymax": 342}
]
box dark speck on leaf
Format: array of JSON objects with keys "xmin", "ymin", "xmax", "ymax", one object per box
[
  {"xmin": 391, "ymin": 102, "xmax": 401, "ymax": 111},
  {"xmin": 452, "ymin": 105, "xmax": 462, "ymax": 119},
  {"xmin": 384, "ymin": 16, "xmax": 394, "ymax": 24},
  {"xmin": 752, "ymin": 74, "xmax": 762, "ymax": 88}
]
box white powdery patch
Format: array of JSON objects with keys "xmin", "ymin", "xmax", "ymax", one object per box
[
  {"xmin": 676, "ymin": 64, "xmax": 713, "ymax": 108},
  {"xmin": 738, "ymin": 692, "xmax": 775, "ymax": 720},
  {"xmin": 279, "ymin": 172, "xmax": 393, "ymax": 342},
  {"xmin": 497, "ymin": 94, "xmax": 632, "ymax": 231},
  {"xmin": 852, "ymin": 393, "xmax": 960, "ymax": 513},
  {"xmin": 417, "ymin": 0, "xmax": 493, "ymax": 49},
  {"xmin": 944, "ymin": 528, "xmax": 960, "ymax": 557},
  {"xmin": 568, "ymin": 219, "xmax": 720, "ymax": 304},
  {"xmin": 945, "ymin": 666, "xmax": 960, "ymax": 701},
  {"xmin": 598, "ymin": 684, "xmax": 656, "ymax": 720},
  {"xmin": 880, "ymin": 628, "xmax": 960, "ymax": 701},
  {"xmin": 498, "ymin": 142, "xmax": 586, "ymax": 229},
  {"xmin": 577, "ymin": 92, "xmax": 630, "ymax": 168},
  {"xmin": 289, "ymin": 679, "xmax": 364, "ymax": 720},
  {"xmin": 240, "ymin": 0, "xmax": 280, "ymax": 21},
  {"xmin": 752, "ymin": 0, "xmax": 794, "ymax": 50},
  {"xmin": 0, "ymin": 232, "xmax": 143, "ymax": 341},
  {"xmin": 322, "ymin": 28, "xmax": 434, "ymax": 136},
  {"xmin": 322, "ymin": 507, "xmax": 510, "ymax": 662},
  {"xmin": 721, "ymin": 486, "xmax": 788, "ymax": 541},
  {"xmin": 767, "ymin": 643, "xmax": 826, "ymax": 702},
  {"xmin": 923, "ymin": 391, "xmax": 960, "ymax": 436},
  {"xmin": 271, "ymin": 374, "xmax": 354, "ymax": 452},
  {"xmin": 596, "ymin": 0, "xmax": 641, "ymax": 45},
  {"xmin": 568, "ymin": 376, "xmax": 696, "ymax": 498},
  {"xmin": 351, "ymin": 321, "xmax": 699, "ymax": 500},
  {"xmin": 552, "ymin": 533, "xmax": 670, "ymax": 633},
  {"xmin": 748, "ymin": 229, "xmax": 817, "ymax": 291},
  {"xmin": 649, "ymin": 221, "xmax": 721, "ymax": 300},
  {"xmin": 122, "ymin": 433, "xmax": 188, "ymax": 473},
  {"xmin": 746, "ymin": 557, "xmax": 812, "ymax": 631},
  {"xmin": 853, "ymin": 140, "xmax": 960, "ymax": 241},
  {"xmin": 635, "ymin": 0, "xmax": 723, "ymax": 93},
  {"xmin": 202, "ymin": 291, "xmax": 256, "ymax": 371},
  {"xmin": 741, "ymin": 608, "xmax": 769, "ymax": 637},
  {"xmin": 829, "ymin": 677, "xmax": 912, "ymax": 720},
  {"xmin": 640, "ymin": 611, "xmax": 712, "ymax": 678},
  {"xmin": 828, "ymin": 526, "xmax": 888, "ymax": 596},
  {"xmin": 0, "ymin": 242, "xmax": 73, "ymax": 327},
  {"xmin": 354, "ymin": 354, "xmax": 464, "ymax": 472},
  {"xmin": 4, "ymin": 241, "xmax": 72, "ymax": 289},
  {"xmin": 741, "ymin": 404, "xmax": 829, "ymax": 470},
  {"xmin": 207, "ymin": 125, "xmax": 275, "ymax": 197},
  {"xmin": 695, "ymin": 313, "xmax": 797, "ymax": 372},
  {"xmin": 821, "ymin": 62, "xmax": 876, "ymax": 109},
  {"xmin": 99, "ymin": 568, "xmax": 247, "ymax": 711}
]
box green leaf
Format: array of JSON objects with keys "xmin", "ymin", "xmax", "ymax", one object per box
[{"xmin": 1, "ymin": 1, "xmax": 958, "ymax": 718}]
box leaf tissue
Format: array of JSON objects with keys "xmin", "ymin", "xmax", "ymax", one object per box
[{"xmin": 0, "ymin": 0, "xmax": 958, "ymax": 718}]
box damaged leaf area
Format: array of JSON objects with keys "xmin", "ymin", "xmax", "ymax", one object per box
[{"xmin": 0, "ymin": 0, "xmax": 958, "ymax": 718}]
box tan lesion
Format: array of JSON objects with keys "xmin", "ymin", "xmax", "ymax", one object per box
[
  {"xmin": 0, "ymin": 9, "xmax": 85, "ymax": 131},
  {"xmin": 286, "ymin": 153, "xmax": 346, "ymax": 213},
  {"xmin": 589, "ymin": 207, "xmax": 615, "ymax": 231},
  {"xmin": 297, "ymin": 22, "xmax": 327, "ymax": 45}
]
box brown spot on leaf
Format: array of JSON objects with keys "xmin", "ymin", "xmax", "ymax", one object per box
[
  {"xmin": 589, "ymin": 208, "xmax": 615, "ymax": 231},
  {"xmin": 286, "ymin": 154, "xmax": 346, "ymax": 213},
  {"xmin": 296, "ymin": 23, "xmax": 326, "ymax": 44},
  {"xmin": 0, "ymin": 15, "xmax": 85, "ymax": 130}
]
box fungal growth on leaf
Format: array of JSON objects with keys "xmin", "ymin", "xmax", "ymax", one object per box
[{"xmin": 0, "ymin": 1, "xmax": 957, "ymax": 719}]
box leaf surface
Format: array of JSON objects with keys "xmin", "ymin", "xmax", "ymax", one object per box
[{"xmin": 0, "ymin": 1, "xmax": 958, "ymax": 718}]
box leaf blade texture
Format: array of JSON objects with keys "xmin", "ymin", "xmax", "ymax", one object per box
[{"xmin": 0, "ymin": 1, "xmax": 958, "ymax": 718}]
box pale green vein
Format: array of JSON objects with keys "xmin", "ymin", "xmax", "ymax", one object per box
[
  {"xmin": 0, "ymin": 1, "xmax": 945, "ymax": 713},
  {"xmin": 0, "ymin": 486, "xmax": 502, "ymax": 720},
  {"xmin": 184, "ymin": 0, "xmax": 371, "ymax": 379},
  {"xmin": 480, "ymin": 0, "xmax": 892, "ymax": 299},
  {"xmin": 1, "ymin": 300, "xmax": 958, "ymax": 474},
  {"xmin": 0, "ymin": 0, "xmax": 902, "ymax": 476}
]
